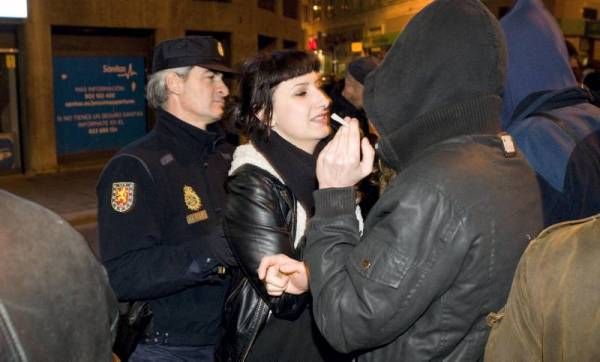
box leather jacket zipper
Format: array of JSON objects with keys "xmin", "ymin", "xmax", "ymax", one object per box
[{"xmin": 241, "ymin": 301, "xmax": 270, "ymax": 361}]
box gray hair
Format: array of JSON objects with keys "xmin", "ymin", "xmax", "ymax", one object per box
[{"xmin": 146, "ymin": 66, "xmax": 193, "ymax": 109}]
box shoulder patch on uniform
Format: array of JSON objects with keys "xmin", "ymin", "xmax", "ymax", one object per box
[{"xmin": 111, "ymin": 182, "xmax": 135, "ymax": 213}]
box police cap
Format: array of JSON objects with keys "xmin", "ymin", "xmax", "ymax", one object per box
[{"xmin": 152, "ymin": 36, "xmax": 235, "ymax": 74}]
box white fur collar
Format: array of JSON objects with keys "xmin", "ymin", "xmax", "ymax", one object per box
[{"xmin": 229, "ymin": 143, "xmax": 307, "ymax": 247}]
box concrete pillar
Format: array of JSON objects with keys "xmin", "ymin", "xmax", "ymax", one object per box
[{"xmin": 22, "ymin": 0, "xmax": 57, "ymax": 173}]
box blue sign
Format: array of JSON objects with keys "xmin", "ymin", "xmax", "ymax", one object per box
[{"xmin": 53, "ymin": 56, "xmax": 146, "ymax": 155}]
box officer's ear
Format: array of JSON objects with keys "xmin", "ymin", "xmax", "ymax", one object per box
[{"xmin": 165, "ymin": 71, "xmax": 185, "ymax": 95}]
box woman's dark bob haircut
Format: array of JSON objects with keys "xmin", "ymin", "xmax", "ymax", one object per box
[{"xmin": 228, "ymin": 50, "xmax": 321, "ymax": 141}]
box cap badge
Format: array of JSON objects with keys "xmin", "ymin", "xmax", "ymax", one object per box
[
  {"xmin": 217, "ymin": 42, "xmax": 225, "ymax": 57},
  {"xmin": 111, "ymin": 182, "xmax": 135, "ymax": 213}
]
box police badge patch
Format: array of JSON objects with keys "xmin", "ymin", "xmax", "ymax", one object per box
[
  {"xmin": 183, "ymin": 185, "xmax": 201, "ymax": 211},
  {"xmin": 183, "ymin": 185, "xmax": 208, "ymax": 224},
  {"xmin": 111, "ymin": 182, "xmax": 135, "ymax": 213}
]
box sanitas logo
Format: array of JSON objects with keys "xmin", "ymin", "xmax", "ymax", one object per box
[{"xmin": 103, "ymin": 63, "xmax": 138, "ymax": 80}]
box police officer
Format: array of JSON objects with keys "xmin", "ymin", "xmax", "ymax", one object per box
[{"xmin": 97, "ymin": 36, "xmax": 236, "ymax": 361}]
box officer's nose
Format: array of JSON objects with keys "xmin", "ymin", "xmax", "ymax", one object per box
[{"xmin": 217, "ymin": 79, "xmax": 229, "ymax": 97}]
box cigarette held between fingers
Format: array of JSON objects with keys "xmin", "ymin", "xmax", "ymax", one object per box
[{"xmin": 331, "ymin": 113, "xmax": 348, "ymax": 127}]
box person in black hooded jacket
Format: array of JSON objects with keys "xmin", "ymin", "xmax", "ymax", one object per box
[{"xmin": 258, "ymin": 1, "xmax": 545, "ymax": 360}]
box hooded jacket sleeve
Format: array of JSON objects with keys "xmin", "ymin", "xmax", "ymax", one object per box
[
  {"xmin": 98, "ymin": 155, "xmax": 222, "ymax": 301},
  {"xmin": 224, "ymin": 166, "xmax": 308, "ymax": 318},
  {"xmin": 305, "ymin": 180, "xmax": 470, "ymax": 353}
]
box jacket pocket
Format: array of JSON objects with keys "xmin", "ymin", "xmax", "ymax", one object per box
[{"xmin": 351, "ymin": 241, "xmax": 410, "ymax": 289}]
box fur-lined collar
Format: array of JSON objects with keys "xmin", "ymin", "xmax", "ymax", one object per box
[{"xmin": 229, "ymin": 143, "xmax": 307, "ymax": 247}]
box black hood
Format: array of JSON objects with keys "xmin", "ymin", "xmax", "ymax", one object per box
[{"xmin": 364, "ymin": 0, "xmax": 506, "ymax": 170}]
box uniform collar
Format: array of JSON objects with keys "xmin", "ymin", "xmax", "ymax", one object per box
[{"xmin": 155, "ymin": 108, "xmax": 223, "ymax": 158}]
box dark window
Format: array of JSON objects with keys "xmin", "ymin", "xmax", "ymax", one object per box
[
  {"xmin": 258, "ymin": 0, "xmax": 276, "ymax": 11},
  {"xmin": 583, "ymin": 7, "xmax": 598, "ymax": 20},
  {"xmin": 283, "ymin": 40, "xmax": 297, "ymax": 49},
  {"xmin": 283, "ymin": 0, "xmax": 299, "ymax": 19},
  {"xmin": 258, "ymin": 35, "xmax": 277, "ymax": 52}
]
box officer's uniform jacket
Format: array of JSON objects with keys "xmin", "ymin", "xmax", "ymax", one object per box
[{"xmin": 97, "ymin": 108, "xmax": 233, "ymax": 347}]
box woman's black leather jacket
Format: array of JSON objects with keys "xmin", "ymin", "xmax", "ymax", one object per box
[{"xmin": 216, "ymin": 164, "xmax": 309, "ymax": 361}]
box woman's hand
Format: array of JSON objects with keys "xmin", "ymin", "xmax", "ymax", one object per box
[
  {"xmin": 317, "ymin": 117, "xmax": 375, "ymax": 189},
  {"xmin": 258, "ymin": 254, "xmax": 309, "ymax": 295}
]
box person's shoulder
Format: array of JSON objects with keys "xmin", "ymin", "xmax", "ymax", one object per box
[
  {"xmin": 401, "ymin": 136, "xmax": 496, "ymax": 179},
  {"xmin": 395, "ymin": 134, "xmax": 536, "ymax": 200},
  {"xmin": 510, "ymin": 107, "xmax": 595, "ymax": 140},
  {"xmin": 532, "ymin": 214, "xmax": 600, "ymax": 250},
  {"xmin": 104, "ymin": 130, "xmax": 175, "ymax": 174},
  {"xmin": 230, "ymin": 143, "xmax": 277, "ymax": 174},
  {"xmin": 519, "ymin": 214, "xmax": 600, "ymax": 287},
  {"xmin": 117, "ymin": 130, "xmax": 166, "ymax": 159},
  {"xmin": 98, "ymin": 148, "xmax": 157, "ymax": 188},
  {"xmin": 557, "ymin": 103, "xmax": 600, "ymax": 138},
  {"xmin": 230, "ymin": 163, "xmax": 281, "ymax": 187}
]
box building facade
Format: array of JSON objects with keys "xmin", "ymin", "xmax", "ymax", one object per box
[
  {"xmin": 4, "ymin": 0, "xmax": 599, "ymax": 175},
  {"xmin": 0, "ymin": 0, "xmax": 303, "ymax": 175},
  {"xmin": 302, "ymin": 0, "xmax": 600, "ymax": 78},
  {"xmin": 301, "ymin": 0, "xmax": 431, "ymax": 76}
]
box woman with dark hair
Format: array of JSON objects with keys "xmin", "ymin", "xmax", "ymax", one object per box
[{"xmin": 215, "ymin": 50, "xmax": 350, "ymax": 361}]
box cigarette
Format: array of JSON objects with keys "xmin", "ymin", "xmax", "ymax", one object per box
[{"xmin": 331, "ymin": 113, "xmax": 348, "ymax": 127}]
